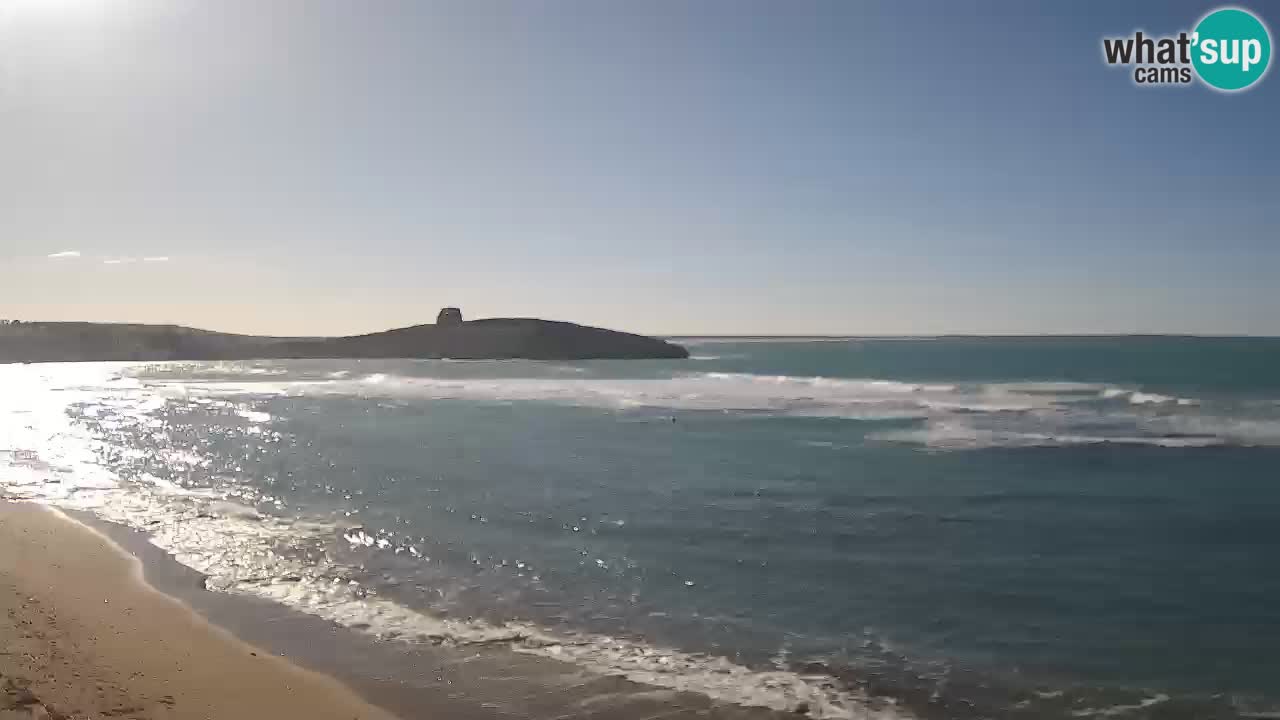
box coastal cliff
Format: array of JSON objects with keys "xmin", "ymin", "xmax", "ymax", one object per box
[{"xmin": 0, "ymin": 311, "xmax": 688, "ymax": 363}]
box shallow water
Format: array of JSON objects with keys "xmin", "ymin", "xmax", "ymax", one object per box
[{"xmin": 3, "ymin": 337, "xmax": 1279, "ymax": 719}]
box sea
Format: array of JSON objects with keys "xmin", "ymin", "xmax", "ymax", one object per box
[{"xmin": 2, "ymin": 336, "xmax": 1278, "ymax": 719}]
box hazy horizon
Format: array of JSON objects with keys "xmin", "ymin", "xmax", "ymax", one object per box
[
  {"xmin": 10, "ymin": 312, "xmax": 1280, "ymax": 338},
  {"xmin": 3, "ymin": 1, "xmax": 1276, "ymax": 337}
]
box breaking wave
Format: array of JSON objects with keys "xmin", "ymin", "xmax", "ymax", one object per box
[
  {"xmin": 147, "ymin": 371, "xmax": 1033, "ymax": 420},
  {"xmin": 0, "ymin": 362, "xmax": 907, "ymax": 719},
  {"xmin": 128, "ymin": 366, "xmax": 1280, "ymax": 449},
  {"xmin": 4, "ymin": 359, "xmax": 1279, "ymax": 719},
  {"xmin": 1099, "ymin": 388, "xmax": 1199, "ymax": 406}
]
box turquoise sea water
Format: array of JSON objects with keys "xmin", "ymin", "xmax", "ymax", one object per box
[{"xmin": 2, "ymin": 337, "xmax": 1279, "ymax": 718}]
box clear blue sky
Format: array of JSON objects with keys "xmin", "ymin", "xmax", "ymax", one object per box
[{"xmin": 2, "ymin": 0, "xmax": 1276, "ymax": 335}]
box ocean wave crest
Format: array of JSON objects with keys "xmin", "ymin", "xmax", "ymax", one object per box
[
  {"xmin": 126, "ymin": 367, "xmax": 1280, "ymax": 449},
  {"xmin": 0, "ymin": 366, "xmax": 910, "ymax": 718}
]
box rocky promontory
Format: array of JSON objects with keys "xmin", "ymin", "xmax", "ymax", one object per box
[{"xmin": 0, "ymin": 310, "xmax": 688, "ymax": 363}]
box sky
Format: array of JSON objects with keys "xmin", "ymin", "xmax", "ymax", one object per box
[{"xmin": 1, "ymin": 0, "xmax": 1277, "ymax": 336}]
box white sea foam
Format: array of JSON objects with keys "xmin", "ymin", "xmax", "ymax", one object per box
[
  {"xmin": 3, "ymin": 361, "xmax": 1276, "ymax": 718},
  {"xmin": 870, "ymin": 408, "xmax": 1280, "ymax": 449},
  {"xmin": 1069, "ymin": 693, "xmax": 1170, "ymax": 717},
  {"xmin": 1099, "ymin": 387, "xmax": 1200, "ymax": 406},
  {"xmin": 234, "ymin": 406, "xmax": 272, "ymax": 423},
  {"xmin": 133, "ymin": 368, "xmax": 1280, "ymax": 449},
  {"xmin": 0, "ymin": 363, "xmax": 911, "ymax": 719},
  {"xmin": 995, "ymin": 382, "xmax": 1110, "ymax": 394},
  {"xmin": 134, "ymin": 361, "xmax": 288, "ymax": 377},
  {"xmin": 7, "ymin": 470, "xmax": 904, "ymax": 718},
  {"xmin": 872, "ymin": 422, "xmax": 1228, "ymax": 450},
  {"xmin": 243, "ymin": 577, "xmax": 904, "ymax": 719},
  {"xmin": 170, "ymin": 371, "xmax": 977, "ymax": 420},
  {"xmin": 1143, "ymin": 415, "xmax": 1280, "ymax": 447}
]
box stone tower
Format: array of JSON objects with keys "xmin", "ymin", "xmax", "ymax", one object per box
[{"xmin": 436, "ymin": 307, "xmax": 463, "ymax": 326}]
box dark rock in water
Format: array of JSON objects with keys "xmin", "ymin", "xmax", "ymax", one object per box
[
  {"xmin": 436, "ymin": 307, "xmax": 463, "ymax": 326},
  {"xmin": 0, "ymin": 308, "xmax": 689, "ymax": 363}
]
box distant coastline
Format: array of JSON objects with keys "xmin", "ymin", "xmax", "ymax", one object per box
[{"xmin": 0, "ymin": 310, "xmax": 689, "ymax": 364}]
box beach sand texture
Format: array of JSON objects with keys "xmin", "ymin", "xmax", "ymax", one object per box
[{"xmin": 0, "ymin": 501, "xmax": 397, "ymax": 720}]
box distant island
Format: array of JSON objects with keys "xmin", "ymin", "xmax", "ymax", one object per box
[{"xmin": 0, "ymin": 308, "xmax": 689, "ymax": 363}]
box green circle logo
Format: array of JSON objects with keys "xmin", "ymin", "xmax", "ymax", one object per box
[{"xmin": 1192, "ymin": 7, "xmax": 1272, "ymax": 91}]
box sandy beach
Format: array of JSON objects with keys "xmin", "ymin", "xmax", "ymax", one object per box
[
  {"xmin": 0, "ymin": 501, "xmax": 398, "ymax": 720},
  {"xmin": 0, "ymin": 496, "xmax": 782, "ymax": 720}
]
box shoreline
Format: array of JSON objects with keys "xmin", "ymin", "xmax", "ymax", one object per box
[
  {"xmin": 1, "ymin": 500, "xmax": 786, "ymax": 720},
  {"xmin": 4, "ymin": 353, "xmax": 1278, "ymax": 720},
  {"xmin": 0, "ymin": 501, "xmax": 398, "ymax": 720}
]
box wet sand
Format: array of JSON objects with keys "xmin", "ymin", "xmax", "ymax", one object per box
[
  {"xmin": 0, "ymin": 501, "xmax": 399, "ymax": 720},
  {"xmin": 1, "ymin": 500, "xmax": 787, "ymax": 720}
]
